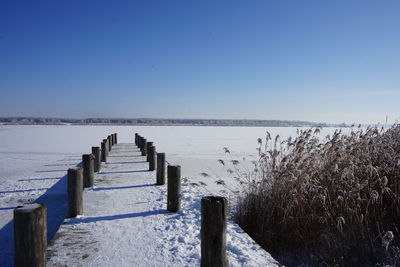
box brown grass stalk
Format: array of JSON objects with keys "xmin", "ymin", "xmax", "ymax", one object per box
[{"xmin": 233, "ymin": 125, "xmax": 400, "ymax": 266}]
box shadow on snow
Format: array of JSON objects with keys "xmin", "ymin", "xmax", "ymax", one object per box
[
  {"xmin": 0, "ymin": 161, "xmax": 81, "ymax": 267},
  {"xmin": 68, "ymin": 209, "xmax": 169, "ymax": 224},
  {"xmin": 93, "ymin": 184, "xmax": 154, "ymax": 191},
  {"xmin": 106, "ymin": 161, "xmax": 147, "ymax": 165},
  {"xmin": 18, "ymin": 177, "xmax": 61, "ymax": 182},
  {"xmin": 97, "ymin": 170, "xmax": 150, "ymax": 175}
]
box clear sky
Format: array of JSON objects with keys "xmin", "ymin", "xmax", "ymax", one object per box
[{"xmin": 0, "ymin": 1, "xmax": 399, "ymax": 124}]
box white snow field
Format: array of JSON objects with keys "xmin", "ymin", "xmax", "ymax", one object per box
[{"xmin": 0, "ymin": 125, "xmax": 341, "ymax": 266}]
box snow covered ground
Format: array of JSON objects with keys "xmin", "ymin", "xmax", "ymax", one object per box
[
  {"xmin": 47, "ymin": 143, "xmax": 276, "ymax": 266},
  {"xmin": 0, "ymin": 125, "xmax": 342, "ymax": 266}
]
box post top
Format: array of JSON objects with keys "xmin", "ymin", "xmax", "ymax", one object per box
[
  {"xmin": 168, "ymin": 164, "xmax": 181, "ymax": 168},
  {"xmin": 14, "ymin": 203, "xmax": 44, "ymax": 213},
  {"xmin": 68, "ymin": 167, "xmax": 83, "ymax": 172},
  {"xmin": 202, "ymin": 195, "xmax": 227, "ymax": 203}
]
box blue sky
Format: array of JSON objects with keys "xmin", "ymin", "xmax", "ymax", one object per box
[{"xmin": 0, "ymin": 1, "xmax": 399, "ymax": 124}]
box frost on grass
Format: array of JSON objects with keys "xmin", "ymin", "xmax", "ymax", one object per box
[{"xmin": 233, "ymin": 125, "xmax": 400, "ymax": 266}]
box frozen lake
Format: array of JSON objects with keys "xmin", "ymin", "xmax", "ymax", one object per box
[
  {"xmin": 0, "ymin": 124, "xmax": 345, "ymax": 266},
  {"xmin": 0, "ymin": 124, "xmax": 325, "ymax": 177}
]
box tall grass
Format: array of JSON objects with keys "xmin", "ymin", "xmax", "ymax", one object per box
[{"xmin": 232, "ymin": 125, "xmax": 400, "ymax": 266}]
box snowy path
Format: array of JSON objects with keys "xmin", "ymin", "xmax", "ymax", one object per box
[{"xmin": 47, "ymin": 143, "xmax": 278, "ymax": 267}]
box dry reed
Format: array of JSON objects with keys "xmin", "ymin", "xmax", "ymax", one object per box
[{"xmin": 232, "ymin": 125, "xmax": 400, "ymax": 266}]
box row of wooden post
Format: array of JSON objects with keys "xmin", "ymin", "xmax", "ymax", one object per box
[
  {"xmin": 14, "ymin": 132, "xmax": 228, "ymax": 267},
  {"xmin": 136, "ymin": 133, "xmax": 180, "ymax": 212},
  {"xmin": 100, "ymin": 133, "xmax": 117, "ymax": 163},
  {"xmin": 68, "ymin": 133, "xmax": 117, "ymax": 218},
  {"xmin": 134, "ymin": 133, "xmax": 166, "ymax": 183},
  {"xmin": 135, "ymin": 132, "xmax": 227, "ymax": 266},
  {"xmin": 13, "ymin": 133, "xmax": 118, "ymax": 267}
]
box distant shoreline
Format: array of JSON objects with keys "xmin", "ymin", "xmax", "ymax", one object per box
[{"xmin": 0, "ymin": 117, "xmax": 343, "ymax": 127}]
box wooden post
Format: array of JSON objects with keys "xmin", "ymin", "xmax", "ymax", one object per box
[
  {"xmin": 167, "ymin": 165, "xmax": 181, "ymax": 212},
  {"xmin": 103, "ymin": 139, "xmax": 109, "ymax": 157},
  {"xmin": 67, "ymin": 168, "xmax": 83, "ymax": 218},
  {"xmin": 141, "ymin": 137, "xmax": 145, "ymax": 150},
  {"xmin": 108, "ymin": 135, "xmax": 112, "ymax": 151},
  {"xmin": 92, "ymin": 146, "xmax": 101, "ymax": 172},
  {"xmin": 201, "ymin": 196, "xmax": 228, "ymax": 267},
  {"xmin": 148, "ymin": 146, "xmax": 156, "ymax": 171},
  {"xmin": 14, "ymin": 203, "xmax": 47, "ymax": 267},
  {"xmin": 138, "ymin": 136, "xmax": 143, "ymax": 150},
  {"xmin": 135, "ymin": 133, "xmax": 138, "ymax": 146},
  {"xmin": 156, "ymin": 153, "xmax": 165, "ymax": 185},
  {"xmin": 101, "ymin": 141, "xmax": 107, "ymax": 162},
  {"xmin": 142, "ymin": 138, "xmax": 147, "ymax": 156},
  {"xmin": 82, "ymin": 154, "xmax": 94, "ymax": 188},
  {"xmin": 114, "ymin": 133, "xmax": 117, "ymax": 144},
  {"xmin": 146, "ymin": 142, "xmax": 154, "ymax": 162}
]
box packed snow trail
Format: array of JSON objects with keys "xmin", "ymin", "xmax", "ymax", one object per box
[{"xmin": 45, "ymin": 142, "xmax": 278, "ymax": 266}]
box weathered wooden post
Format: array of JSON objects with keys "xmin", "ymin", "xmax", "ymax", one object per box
[
  {"xmin": 156, "ymin": 153, "xmax": 165, "ymax": 185},
  {"xmin": 114, "ymin": 133, "xmax": 118, "ymax": 144},
  {"xmin": 148, "ymin": 146, "xmax": 156, "ymax": 171},
  {"xmin": 92, "ymin": 146, "xmax": 101, "ymax": 172},
  {"xmin": 201, "ymin": 196, "xmax": 228, "ymax": 267},
  {"xmin": 82, "ymin": 154, "xmax": 94, "ymax": 188},
  {"xmin": 140, "ymin": 136, "xmax": 145, "ymax": 150},
  {"xmin": 167, "ymin": 165, "xmax": 181, "ymax": 212},
  {"xmin": 104, "ymin": 139, "xmax": 109, "ymax": 157},
  {"xmin": 142, "ymin": 138, "xmax": 148, "ymax": 156},
  {"xmin": 146, "ymin": 142, "xmax": 154, "ymax": 162},
  {"xmin": 104, "ymin": 138, "xmax": 110, "ymax": 157},
  {"xmin": 101, "ymin": 140, "xmax": 107, "ymax": 162},
  {"xmin": 135, "ymin": 133, "xmax": 138, "ymax": 146},
  {"xmin": 14, "ymin": 203, "xmax": 47, "ymax": 267},
  {"xmin": 108, "ymin": 135, "xmax": 112, "ymax": 151},
  {"xmin": 67, "ymin": 168, "xmax": 83, "ymax": 218},
  {"xmin": 138, "ymin": 136, "xmax": 143, "ymax": 150}
]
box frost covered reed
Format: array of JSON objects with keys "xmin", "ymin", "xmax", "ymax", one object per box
[{"xmin": 231, "ymin": 125, "xmax": 400, "ymax": 266}]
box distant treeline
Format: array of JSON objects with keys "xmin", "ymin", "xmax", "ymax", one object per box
[{"xmin": 0, "ymin": 117, "xmax": 344, "ymax": 127}]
